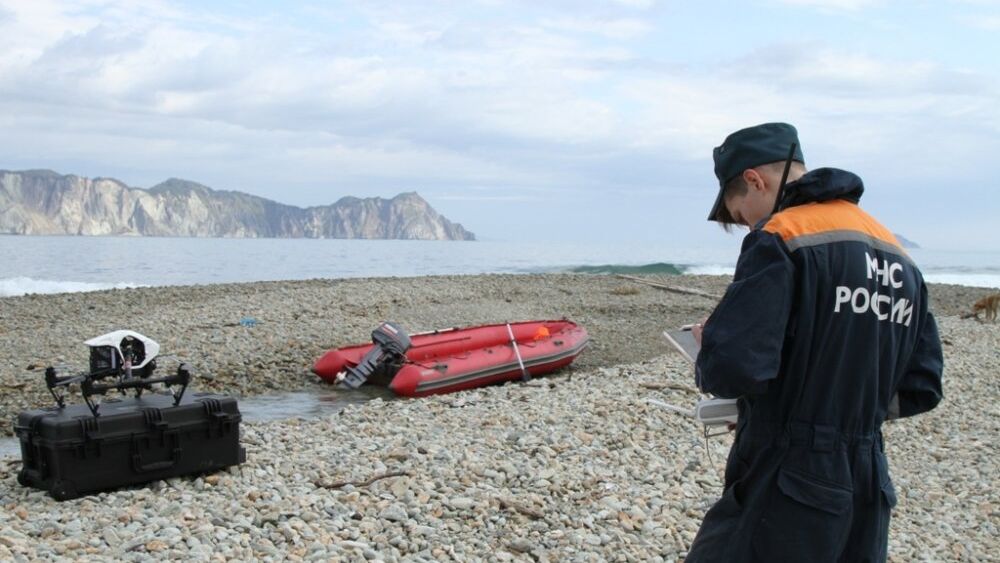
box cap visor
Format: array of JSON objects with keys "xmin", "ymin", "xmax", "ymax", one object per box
[{"xmin": 707, "ymin": 187, "xmax": 726, "ymax": 222}]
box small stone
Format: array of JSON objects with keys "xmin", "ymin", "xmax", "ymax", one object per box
[
  {"xmin": 412, "ymin": 525, "xmax": 436, "ymax": 536},
  {"xmin": 449, "ymin": 497, "xmax": 476, "ymax": 510},
  {"xmin": 379, "ymin": 504, "xmax": 408, "ymax": 522},
  {"xmin": 0, "ymin": 536, "xmax": 20, "ymax": 550},
  {"xmin": 385, "ymin": 448, "xmax": 409, "ymax": 461},
  {"xmin": 509, "ymin": 539, "xmax": 534, "ymax": 553},
  {"xmin": 390, "ymin": 477, "xmax": 410, "ymax": 497},
  {"xmin": 340, "ymin": 540, "xmax": 368, "ymax": 550}
]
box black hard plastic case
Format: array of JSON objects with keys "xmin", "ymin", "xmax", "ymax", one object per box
[{"xmin": 15, "ymin": 392, "xmax": 245, "ymax": 500}]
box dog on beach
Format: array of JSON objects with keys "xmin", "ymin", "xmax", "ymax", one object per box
[{"xmin": 971, "ymin": 293, "xmax": 1000, "ymax": 322}]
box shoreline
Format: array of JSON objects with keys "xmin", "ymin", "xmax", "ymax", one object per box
[
  {"xmin": 0, "ymin": 274, "xmax": 997, "ymax": 560},
  {"xmin": 0, "ymin": 274, "xmax": 995, "ymax": 435},
  {"xmin": 0, "ymin": 273, "xmax": 735, "ymax": 432}
]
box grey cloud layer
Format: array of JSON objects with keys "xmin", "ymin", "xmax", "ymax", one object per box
[{"xmin": 0, "ymin": 0, "xmax": 997, "ymax": 246}]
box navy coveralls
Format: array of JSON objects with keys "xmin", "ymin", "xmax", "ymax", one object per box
[{"xmin": 686, "ymin": 168, "xmax": 944, "ymax": 562}]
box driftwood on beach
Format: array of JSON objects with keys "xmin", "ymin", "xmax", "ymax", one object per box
[
  {"xmin": 315, "ymin": 471, "xmax": 412, "ymax": 490},
  {"xmin": 640, "ymin": 382, "xmax": 700, "ymax": 394},
  {"xmin": 614, "ymin": 274, "xmax": 723, "ymax": 301}
]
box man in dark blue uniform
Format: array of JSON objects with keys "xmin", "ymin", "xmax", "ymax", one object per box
[{"xmin": 685, "ymin": 123, "xmax": 944, "ymax": 562}]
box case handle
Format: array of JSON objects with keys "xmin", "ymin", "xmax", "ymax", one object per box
[
  {"xmin": 131, "ymin": 433, "xmax": 181, "ymax": 473},
  {"xmin": 132, "ymin": 448, "xmax": 181, "ymax": 473}
]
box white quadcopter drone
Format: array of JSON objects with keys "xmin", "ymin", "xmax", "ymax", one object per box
[{"xmin": 45, "ymin": 330, "xmax": 190, "ymax": 416}]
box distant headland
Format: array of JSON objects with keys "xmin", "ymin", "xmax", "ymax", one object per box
[{"xmin": 0, "ymin": 169, "xmax": 474, "ymax": 241}]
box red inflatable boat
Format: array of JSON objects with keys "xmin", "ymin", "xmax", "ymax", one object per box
[{"xmin": 312, "ymin": 320, "xmax": 589, "ymax": 397}]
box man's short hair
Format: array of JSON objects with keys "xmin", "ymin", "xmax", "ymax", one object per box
[
  {"xmin": 708, "ymin": 122, "xmax": 804, "ymax": 222},
  {"xmin": 714, "ymin": 161, "xmax": 807, "ymax": 232}
]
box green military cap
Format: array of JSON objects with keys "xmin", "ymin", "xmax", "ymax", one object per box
[{"xmin": 708, "ymin": 122, "xmax": 804, "ymax": 221}]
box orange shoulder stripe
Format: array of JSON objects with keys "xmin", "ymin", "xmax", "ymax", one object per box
[{"xmin": 762, "ymin": 199, "xmax": 902, "ymax": 250}]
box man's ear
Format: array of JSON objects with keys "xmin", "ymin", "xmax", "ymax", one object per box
[{"xmin": 742, "ymin": 168, "xmax": 767, "ymax": 193}]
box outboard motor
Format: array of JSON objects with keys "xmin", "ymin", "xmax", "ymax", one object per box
[{"xmin": 339, "ymin": 322, "xmax": 411, "ymax": 389}]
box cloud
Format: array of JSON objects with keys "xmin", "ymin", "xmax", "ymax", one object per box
[
  {"xmin": 957, "ymin": 14, "xmax": 1000, "ymax": 29},
  {"xmin": 0, "ymin": 0, "xmax": 997, "ymax": 246},
  {"xmin": 542, "ymin": 16, "xmax": 653, "ymax": 40},
  {"xmin": 2, "ymin": 3, "xmax": 995, "ymax": 169},
  {"xmin": 0, "ymin": 1, "xmax": 643, "ymax": 154},
  {"xmin": 774, "ymin": 0, "xmax": 883, "ymax": 10},
  {"xmin": 612, "ymin": 0, "xmax": 657, "ymax": 8},
  {"xmin": 610, "ymin": 40, "xmax": 999, "ymax": 192},
  {"xmin": 434, "ymin": 193, "xmax": 544, "ymax": 202}
]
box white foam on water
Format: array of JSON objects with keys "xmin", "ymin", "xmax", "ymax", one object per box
[
  {"xmin": 682, "ymin": 264, "xmax": 736, "ymax": 277},
  {"xmin": 922, "ymin": 273, "xmax": 1000, "ymax": 289},
  {"xmin": 0, "ymin": 277, "xmax": 146, "ymax": 297}
]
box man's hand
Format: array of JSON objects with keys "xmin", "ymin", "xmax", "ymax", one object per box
[{"xmin": 692, "ymin": 317, "xmax": 709, "ymax": 346}]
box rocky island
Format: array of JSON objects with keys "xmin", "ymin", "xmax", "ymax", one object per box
[{"xmin": 0, "ymin": 170, "xmax": 474, "ymax": 241}]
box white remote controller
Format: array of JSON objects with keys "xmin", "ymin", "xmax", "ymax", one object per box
[{"xmin": 647, "ymin": 397, "xmax": 738, "ymax": 427}]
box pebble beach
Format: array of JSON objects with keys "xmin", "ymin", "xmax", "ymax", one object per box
[{"xmin": 0, "ymin": 274, "xmax": 997, "ymax": 561}]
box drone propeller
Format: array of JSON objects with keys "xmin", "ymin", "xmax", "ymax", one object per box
[{"xmin": 41, "ymin": 330, "xmax": 190, "ymax": 416}]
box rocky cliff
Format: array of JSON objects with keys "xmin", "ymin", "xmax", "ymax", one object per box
[{"xmin": 0, "ymin": 170, "xmax": 474, "ymax": 240}]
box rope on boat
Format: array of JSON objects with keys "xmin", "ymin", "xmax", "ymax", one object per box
[{"xmin": 506, "ymin": 323, "xmax": 531, "ymax": 382}]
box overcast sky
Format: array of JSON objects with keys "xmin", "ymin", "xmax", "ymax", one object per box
[{"xmin": 1, "ymin": 0, "xmax": 998, "ymax": 249}]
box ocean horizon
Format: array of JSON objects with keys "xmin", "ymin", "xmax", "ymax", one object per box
[{"xmin": 2, "ymin": 234, "xmax": 998, "ymax": 297}]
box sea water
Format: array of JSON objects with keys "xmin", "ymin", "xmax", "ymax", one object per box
[{"xmin": 1, "ymin": 235, "xmax": 998, "ymax": 297}]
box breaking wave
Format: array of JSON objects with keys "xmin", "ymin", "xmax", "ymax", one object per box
[
  {"xmin": 0, "ymin": 277, "xmax": 146, "ymax": 297},
  {"xmin": 567, "ymin": 262, "xmax": 686, "ymax": 275},
  {"xmin": 922, "ymin": 272, "xmax": 1000, "ymax": 289},
  {"xmin": 681, "ymin": 264, "xmax": 737, "ymax": 276}
]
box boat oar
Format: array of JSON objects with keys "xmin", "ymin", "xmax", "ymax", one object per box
[{"xmin": 506, "ymin": 323, "xmax": 531, "ymax": 382}]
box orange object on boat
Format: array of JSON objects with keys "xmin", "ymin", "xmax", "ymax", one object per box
[{"xmin": 311, "ymin": 320, "xmax": 588, "ymax": 397}]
